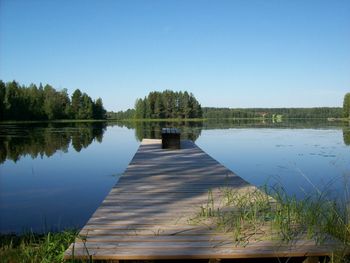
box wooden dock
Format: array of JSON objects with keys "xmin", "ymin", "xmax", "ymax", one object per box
[{"xmin": 64, "ymin": 139, "xmax": 337, "ymax": 261}]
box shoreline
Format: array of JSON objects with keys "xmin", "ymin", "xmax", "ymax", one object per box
[{"xmin": 1, "ymin": 117, "xmax": 348, "ymax": 124}]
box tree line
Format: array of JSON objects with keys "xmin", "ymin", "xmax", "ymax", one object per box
[
  {"xmin": 0, "ymin": 80, "xmax": 106, "ymax": 121},
  {"xmin": 109, "ymin": 106, "xmax": 343, "ymax": 120},
  {"xmin": 108, "ymin": 90, "xmax": 349, "ymax": 120},
  {"xmin": 202, "ymin": 107, "xmax": 343, "ymax": 119},
  {"xmin": 107, "ymin": 109, "xmax": 136, "ymax": 120}
]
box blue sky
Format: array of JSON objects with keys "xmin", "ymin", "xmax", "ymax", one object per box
[{"xmin": 1, "ymin": 0, "xmax": 349, "ymax": 111}]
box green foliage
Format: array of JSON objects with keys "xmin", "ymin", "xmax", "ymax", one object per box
[
  {"xmin": 114, "ymin": 105, "xmax": 341, "ymax": 121},
  {"xmin": 71, "ymin": 89, "xmax": 82, "ymax": 119},
  {"xmin": 43, "ymin": 85, "xmax": 70, "ymax": 120},
  {"xmin": 343, "ymin": 93, "xmax": 350, "ymax": 118},
  {"xmin": 134, "ymin": 98, "xmax": 145, "ymax": 119},
  {"xmin": 0, "ymin": 80, "xmax": 107, "ymax": 121},
  {"xmin": 93, "ymin": 98, "xmax": 106, "ymax": 119},
  {"xmin": 107, "ymin": 108, "xmax": 136, "ymax": 119},
  {"xmin": 133, "ymin": 90, "xmax": 202, "ymax": 119},
  {"xmin": 0, "ymin": 230, "xmax": 79, "ymax": 263},
  {"xmin": 79, "ymin": 94, "xmax": 94, "ymax": 119},
  {"xmin": 202, "ymin": 107, "xmax": 343, "ymax": 119}
]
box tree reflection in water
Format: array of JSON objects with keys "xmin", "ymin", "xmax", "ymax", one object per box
[
  {"xmin": 1, "ymin": 119, "xmax": 349, "ymax": 164},
  {"xmin": 111, "ymin": 120, "xmax": 203, "ymax": 142},
  {"xmin": 0, "ymin": 122, "xmax": 107, "ymax": 164},
  {"xmin": 111, "ymin": 118, "xmax": 350, "ymax": 147},
  {"xmin": 343, "ymin": 126, "xmax": 350, "ymax": 146}
]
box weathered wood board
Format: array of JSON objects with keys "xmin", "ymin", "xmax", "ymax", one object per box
[{"xmin": 64, "ymin": 139, "xmax": 337, "ymax": 260}]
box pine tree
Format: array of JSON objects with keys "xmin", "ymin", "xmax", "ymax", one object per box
[
  {"xmin": 182, "ymin": 91, "xmax": 191, "ymax": 119},
  {"xmin": 71, "ymin": 89, "xmax": 82, "ymax": 119},
  {"xmin": 154, "ymin": 93, "xmax": 165, "ymax": 118},
  {"xmin": 43, "ymin": 84, "xmax": 64, "ymax": 120},
  {"xmin": 93, "ymin": 98, "xmax": 106, "ymax": 119},
  {"xmin": 134, "ymin": 98, "xmax": 145, "ymax": 119},
  {"xmin": 144, "ymin": 98, "xmax": 151, "ymax": 119}
]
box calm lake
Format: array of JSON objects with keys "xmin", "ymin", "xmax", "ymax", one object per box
[{"xmin": 1, "ymin": 120, "xmax": 350, "ymax": 233}]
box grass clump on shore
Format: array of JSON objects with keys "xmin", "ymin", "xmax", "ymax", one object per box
[
  {"xmin": 191, "ymin": 185, "xmax": 350, "ymax": 261},
  {"xmin": 0, "ymin": 230, "xmax": 79, "ymax": 263}
]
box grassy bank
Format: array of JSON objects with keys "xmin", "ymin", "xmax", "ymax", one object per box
[
  {"xmin": 0, "ymin": 230, "xmax": 79, "ymax": 263},
  {"xmin": 190, "ymin": 185, "xmax": 350, "ymax": 262},
  {"xmin": 1, "ymin": 187, "xmax": 349, "ymax": 262}
]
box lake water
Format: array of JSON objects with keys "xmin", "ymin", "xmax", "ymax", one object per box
[{"xmin": 0, "ymin": 120, "xmax": 349, "ymax": 233}]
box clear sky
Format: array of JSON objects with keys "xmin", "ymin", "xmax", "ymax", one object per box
[{"xmin": 1, "ymin": 0, "xmax": 349, "ymax": 111}]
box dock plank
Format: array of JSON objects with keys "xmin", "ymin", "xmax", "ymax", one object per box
[{"xmin": 64, "ymin": 139, "xmax": 337, "ymax": 260}]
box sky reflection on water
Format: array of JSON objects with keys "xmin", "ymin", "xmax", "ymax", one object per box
[{"xmin": 0, "ymin": 121, "xmax": 349, "ymax": 233}]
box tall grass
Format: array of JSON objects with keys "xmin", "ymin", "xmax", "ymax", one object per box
[
  {"xmin": 0, "ymin": 230, "xmax": 80, "ymax": 263},
  {"xmin": 191, "ymin": 185, "xmax": 350, "ymax": 261}
]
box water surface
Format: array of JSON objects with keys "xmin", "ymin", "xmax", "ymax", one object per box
[{"xmin": 0, "ymin": 120, "xmax": 349, "ymax": 233}]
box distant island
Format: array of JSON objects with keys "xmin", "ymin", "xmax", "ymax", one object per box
[
  {"xmin": 1, "ymin": 80, "xmax": 349, "ymax": 121},
  {"xmin": 134, "ymin": 90, "xmax": 202, "ymax": 119}
]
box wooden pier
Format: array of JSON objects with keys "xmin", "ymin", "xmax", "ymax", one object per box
[{"xmin": 64, "ymin": 139, "xmax": 337, "ymax": 261}]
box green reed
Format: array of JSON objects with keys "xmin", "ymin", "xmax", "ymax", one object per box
[
  {"xmin": 0, "ymin": 229, "xmax": 85, "ymax": 263},
  {"xmin": 192, "ymin": 185, "xmax": 350, "ymax": 261}
]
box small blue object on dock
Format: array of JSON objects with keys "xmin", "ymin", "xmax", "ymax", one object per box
[{"xmin": 161, "ymin": 128, "xmax": 181, "ymax": 149}]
